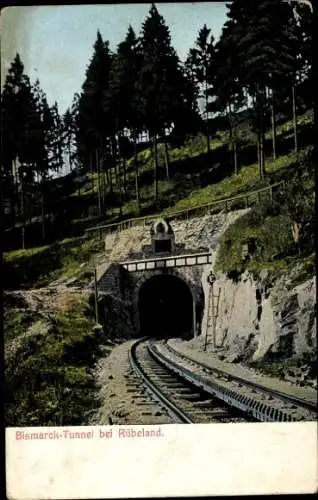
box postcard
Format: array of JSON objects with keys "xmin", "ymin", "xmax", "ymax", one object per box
[{"xmin": 2, "ymin": 2, "xmax": 316, "ymax": 499}]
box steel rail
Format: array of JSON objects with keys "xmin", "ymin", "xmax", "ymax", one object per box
[
  {"xmin": 148, "ymin": 342, "xmax": 304, "ymax": 423},
  {"xmin": 129, "ymin": 338, "xmax": 193, "ymax": 424},
  {"xmin": 165, "ymin": 341, "xmax": 318, "ymax": 415}
]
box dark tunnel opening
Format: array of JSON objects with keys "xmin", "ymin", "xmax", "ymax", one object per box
[{"xmin": 138, "ymin": 274, "xmax": 194, "ymax": 339}]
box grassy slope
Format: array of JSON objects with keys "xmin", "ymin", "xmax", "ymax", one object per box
[
  {"xmin": 4, "ymin": 292, "xmax": 106, "ymax": 426},
  {"xmin": 3, "ymin": 236, "xmax": 104, "ymax": 290},
  {"xmin": 73, "ymin": 110, "xmax": 313, "ymax": 222}
]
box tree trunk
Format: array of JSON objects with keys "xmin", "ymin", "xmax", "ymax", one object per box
[
  {"xmin": 134, "ymin": 130, "xmax": 140, "ymax": 213},
  {"xmin": 115, "ymin": 147, "xmax": 120, "ymax": 188},
  {"xmin": 228, "ymin": 100, "xmax": 238, "ymax": 175},
  {"xmin": 89, "ymin": 153, "xmax": 94, "ymax": 194},
  {"xmin": 101, "ymin": 156, "xmax": 106, "ymax": 211},
  {"xmin": 117, "ymin": 133, "xmax": 125, "ymax": 194},
  {"xmin": 11, "ymin": 159, "xmax": 17, "ymax": 224},
  {"xmin": 109, "ymin": 160, "xmax": 113, "ymax": 194},
  {"xmin": 257, "ymin": 134, "xmax": 260, "ymax": 174},
  {"xmin": 260, "ymin": 121, "xmax": 265, "ymax": 179},
  {"xmin": 41, "ymin": 183, "xmax": 45, "ymax": 241},
  {"xmin": 96, "ymin": 148, "xmax": 102, "ymax": 216},
  {"xmin": 68, "ymin": 146, "xmax": 72, "ymax": 173},
  {"xmin": 257, "ymin": 86, "xmax": 265, "ymax": 179},
  {"xmin": 104, "ymin": 167, "xmax": 108, "ymax": 191},
  {"xmin": 205, "ymin": 73, "xmax": 210, "ymax": 153},
  {"xmin": 292, "ymin": 84, "xmax": 298, "ymax": 153},
  {"xmin": 19, "ymin": 175, "xmax": 25, "ymax": 250},
  {"xmin": 116, "ymin": 137, "xmax": 123, "ymax": 218},
  {"xmin": 270, "ymin": 88, "xmax": 277, "ymax": 160},
  {"xmin": 164, "ymin": 136, "xmax": 170, "ymax": 180},
  {"xmin": 153, "ymin": 134, "xmax": 158, "ymax": 201},
  {"xmin": 233, "ymin": 133, "xmax": 238, "ymax": 175},
  {"xmin": 110, "ymin": 136, "xmax": 118, "ymax": 189},
  {"xmin": 122, "ymin": 156, "xmax": 127, "ymax": 195}
]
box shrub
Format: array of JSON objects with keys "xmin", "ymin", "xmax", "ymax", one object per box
[{"xmin": 215, "ymin": 200, "xmax": 293, "ymax": 276}]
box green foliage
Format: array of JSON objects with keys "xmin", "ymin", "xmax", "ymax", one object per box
[
  {"xmin": 3, "ymin": 236, "xmax": 104, "ymax": 289},
  {"xmin": 215, "ymin": 200, "xmax": 294, "ymax": 276},
  {"xmin": 215, "ymin": 148, "xmax": 315, "ymax": 279},
  {"xmin": 4, "ymin": 310, "xmax": 39, "ymax": 343},
  {"xmin": 5, "ymin": 299, "xmax": 102, "ymax": 426}
]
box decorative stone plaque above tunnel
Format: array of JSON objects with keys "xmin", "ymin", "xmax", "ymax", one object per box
[
  {"xmin": 151, "ymin": 218, "xmax": 175, "ymax": 254},
  {"xmin": 119, "ymin": 217, "xmax": 212, "ymax": 271}
]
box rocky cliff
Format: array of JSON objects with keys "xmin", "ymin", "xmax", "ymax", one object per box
[{"xmin": 200, "ymin": 266, "xmax": 316, "ymax": 361}]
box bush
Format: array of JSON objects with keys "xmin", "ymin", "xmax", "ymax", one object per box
[{"xmin": 215, "ymin": 200, "xmax": 293, "ymax": 276}]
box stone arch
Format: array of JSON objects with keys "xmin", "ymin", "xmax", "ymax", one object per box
[{"xmin": 132, "ymin": 267, "xmax": 201, "ymax": 337}]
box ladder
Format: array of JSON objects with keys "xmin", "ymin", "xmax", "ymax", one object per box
[{"xmin": 204, "ymin": 286, "xmax": 221, "ymax": 351}]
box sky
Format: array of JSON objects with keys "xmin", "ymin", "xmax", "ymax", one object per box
[{"xmin": 1, "ymin": 2, "xmax": 228, "ymax": 115}]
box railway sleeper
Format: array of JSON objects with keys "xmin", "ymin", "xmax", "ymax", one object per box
[{"xmin": 149, "ymin": 344, "xmax": 298, "ymax": 423}]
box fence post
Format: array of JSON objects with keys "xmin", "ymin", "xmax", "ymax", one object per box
[
  {"xmin": 224, "ymin": 200, "xmax": 228, "ymax": 213},
  {"xmin": 269, "ymin": 186, "xmax": 273, "ymax": 202}
]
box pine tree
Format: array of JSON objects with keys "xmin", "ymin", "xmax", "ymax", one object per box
[
  {"xmin": 188, "ymin": 24, "xmax": 215, "ymax": 153},
  {"xmin": 221, "ymin": 0, "xmax": 299, "ymax": 178},
  {"xmin": 2, "ymin": 54, "xmax": 47, "ymax": 247},
  {"xmin": 138, "ymin": 3, "xmax": 185, "ymax": 200},
  {"xmin": 78, "ymin": 31, "xmax": 113, "ymax": 215},
  {"xmin": 63, "ymin": 108, "xmax": 76, "ymax": 173},
  {"xmin": 31, "ymin": 80, "xmax": 51, "ymax": 239},
  {"xmin": 50, "ymin": 102, "xmax": 64, "ymax": 174},
  {"xmin": 107, "ymin": 26, "xmax": 140, "ymax": 205},
  {"xmin": 212, "ymin": 19, "xmax": 245, "ymax": 174}
]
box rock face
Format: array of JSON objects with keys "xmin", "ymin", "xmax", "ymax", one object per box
[{"xmin": 201, "ymin": 268, "xmax": 316, "ymax": 363}]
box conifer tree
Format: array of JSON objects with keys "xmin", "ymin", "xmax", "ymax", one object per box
[
  {"xmin": 213, "ymin": 19, "xmax": 245, "ymax": 174},
  {"xmin": 107, "ymin": 26, "xmax": 141, "ymax": 203},
  {"xmin": 221, "ymin": 0, "xmax": 299, "ymax": 178},
  {"xmin": 63, "ymin": 108, "xmax": 76, "ymax": 173},
  {"xmin": 187, "ymin": 24, "xmax": 215, "ymax": 153},
  {"xmin": 2, "ymin": 54, "xmax": 47, "ymax": 247},
  {"xmin": 138, "ymin": 3, "xmax": 185, "ymax": 200},
  {"xmin": 78, "ymin": 31, "xmax": 113, "ymax": 215}
]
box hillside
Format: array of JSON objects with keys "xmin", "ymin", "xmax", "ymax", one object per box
[{"xmin": 3, "ymin": 108, "xmax": 313, "ymax": 251}]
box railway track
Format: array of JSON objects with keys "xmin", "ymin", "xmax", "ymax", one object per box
[
  {"xmin": 129, "ymin": 338, "xmax": 317, "ymax": 423},
  {"xmin": 158, "ymin": 340, "xmax": 318, "ymax": 422},
  {"xmin": 129, "ymin": 338, "xmax": 254, "ymax": 424}
]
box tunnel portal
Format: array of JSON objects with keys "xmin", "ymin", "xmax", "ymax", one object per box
[{"xmin": 138, "ymin": 274, "xmax": 194, "ymax": 339}]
